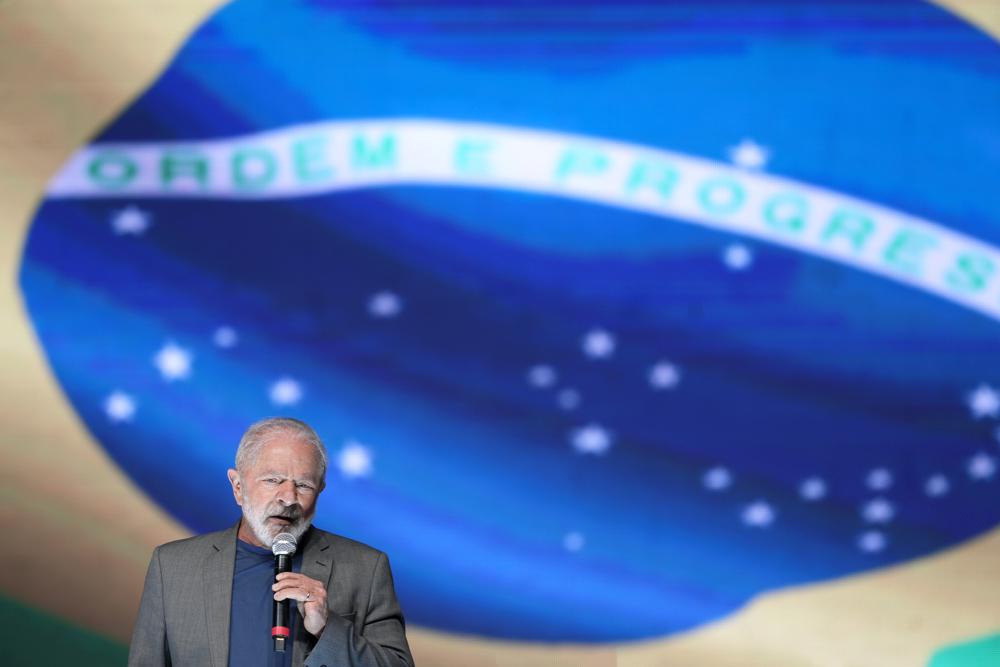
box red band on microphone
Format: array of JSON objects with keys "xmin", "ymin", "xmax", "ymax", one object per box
[{"xmin": 272, "ymin": 626, "xmax": 290, "ymax": 637}]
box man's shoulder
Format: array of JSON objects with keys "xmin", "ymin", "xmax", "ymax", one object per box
[
  {"xmin": 153, "ymin": 526, "xmax": 234, "ymax": 560},
  {"xmin": 311, "ymin": 527, "xmax": 386, "ymax": 563}
]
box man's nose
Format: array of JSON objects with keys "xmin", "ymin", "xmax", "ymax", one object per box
[{"xmin": 275, "ymin": 480, "xmax": 298, "ymax": 505}]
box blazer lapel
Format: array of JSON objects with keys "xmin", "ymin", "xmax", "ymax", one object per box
[
  {"xmin": 203, "ymin": 523, "xmax": 238, "ymax": 667},
  {"xmin": 292, "ymin": 528, "xmax": 335, "ymax": 667}
]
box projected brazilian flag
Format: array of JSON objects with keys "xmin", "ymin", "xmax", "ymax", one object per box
[{"xmin": 5, "ymin": 0, "xmax": 1000, "ymax": 665}]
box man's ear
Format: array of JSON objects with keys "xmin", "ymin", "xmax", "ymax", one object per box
[{"xmin": 227, "ymin": 468, "xmax": 243, "ymax": 506}]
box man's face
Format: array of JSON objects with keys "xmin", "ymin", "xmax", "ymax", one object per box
[{"xmin": 227, "ymin": 433, "xmax": 324, "ymax": 547}]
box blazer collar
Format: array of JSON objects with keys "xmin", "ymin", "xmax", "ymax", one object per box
[
  {"xmin": 292, "ymin": 527, "xmax": 335, "ymax": 667},
  {"xmin": 203, "ymin": 522, "xmax": 239, "ymax": 667}
]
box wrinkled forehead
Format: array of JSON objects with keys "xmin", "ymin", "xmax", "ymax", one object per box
[{"xmin": 252, "ymin": 434, "xmax": 324, "ymax": 477}]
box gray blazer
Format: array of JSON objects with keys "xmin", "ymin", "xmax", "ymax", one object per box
[{"xmin": 127, "ymin": 523, "xmax": 414, "ymax": 667}]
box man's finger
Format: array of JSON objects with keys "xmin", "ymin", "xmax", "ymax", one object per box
[
  {"xmin": 272, "ymin": 579, "xmax": 312, "ymax": 592},
  {"xmin": 273, "ymin": 587, "xmax": 310, "ymax": 602},
  {"xmin": 274, "ymin": 572, "xmax": 322, "ymax": 584}
]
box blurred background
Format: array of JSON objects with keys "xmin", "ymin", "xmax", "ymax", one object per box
[{"xmin": 2, "ymin": 1, "xmax": 1000, "ymax": 665}]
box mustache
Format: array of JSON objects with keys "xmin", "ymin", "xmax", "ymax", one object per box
[{"xmin": 265, "ymin": 505, "xmax": 303, "ymax": 520}]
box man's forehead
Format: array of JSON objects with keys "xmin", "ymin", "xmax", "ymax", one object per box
[{"xmin": 254, "ymin": 435, "xmax": 322, "ymax": 467}]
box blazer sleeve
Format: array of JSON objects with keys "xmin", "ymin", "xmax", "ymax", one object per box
[
  {"xmin": 304, "ymin": 552, "xmax": 414, "ymax": 667},
  {"xmin": 128, "ymin": 546, "xmax": 171, "ymax": 667}
]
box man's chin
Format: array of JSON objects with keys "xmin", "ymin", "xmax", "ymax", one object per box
[{"xmin": 259, "ymin": 518, "xmax": 310, "ymax": 544}]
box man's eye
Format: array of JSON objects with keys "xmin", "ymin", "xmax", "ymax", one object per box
[
  {"xmin": 295, "ymin": 482, "xmax": 315, "ymax": 491},
  {"xmin": 264, "ymin": 478, "xmax": 280, "ymax": 484}
]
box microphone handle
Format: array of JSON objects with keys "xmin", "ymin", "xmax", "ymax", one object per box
[{"xmin": 273, "ymin": 553, "xmax": 292, "ymax": 652}]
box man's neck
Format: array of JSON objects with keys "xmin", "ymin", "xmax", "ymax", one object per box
[{"xmin": 236, "ymin": 518, "xmax": 266, "ymax": 548}]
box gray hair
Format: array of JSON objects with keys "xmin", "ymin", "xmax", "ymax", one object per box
[{"xmin": 235, "ymin": 417, "xmax": 328, "ymax": 481}]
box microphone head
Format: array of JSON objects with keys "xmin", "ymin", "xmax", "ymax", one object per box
[{"xmin": 271, "ymin": 532, "xmax": 297, "ymax": 556}]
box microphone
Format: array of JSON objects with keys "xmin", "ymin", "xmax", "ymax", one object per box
[{"xmin": 271, "ymin": 532, "xmax": 298, "ymax": 652}]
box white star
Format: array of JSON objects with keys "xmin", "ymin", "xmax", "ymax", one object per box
[
  {"xmin": 866, "ymin": 467, "xmax": 893, "ymax": 491},
  {"xmin": 368, "ymin": 291, "xmax": 402, "ymax": 318},
  {"xmin": 702, "ymin": 466, "xmax": 732, "ymax": 491},
  {"xmin": 557, "ymin": 388, "xmax": 580, "ymax": 411},
  {"xmin": 861, "ymin": 497, "xmax": 895, "ymax": 524},
  {"xmin": 722, "ymin": 243, "xmax": 754, "ymax": 271},
  {"xmin": 967, "ymin": 384, "xmax": 1000, "ymax": 419},
  {"xmin": 110, "ymin": 205, "xmax": 151, "ymax": 236},
  {"xmin": 924, "ymin": 474, "xmax": 950, "ymax": 497},
  {"xmin": 337, "ymin": 440, "xmax": 373, "ymax": 479},
  {"xmin": 269, "ymin": 377, "xmax": 303, "ymax": 406},
  {"xmin": 570, "ymin": 424, "xmax": 612, "ymax": 455},
  {"xmin": 728, "ymin": 139, "xmax": 770, "ymax": 170},
  {"xmin": 799, "ymin": 476, "xmax": 827, "ymax": 501},
  {"xmin": 104, "ymin": 390, "xmax": 136, "ymax": 422},
  {"xmin": 526, "ymin": 364, "xmax": 557, "ymax": 388},
  {"xmin": 213, "ymin": 326, "xmax": 238, "ymax": 349},
  {"xmin": 741, "ymin": 500, "xmax": 776, "ymax": 528},
  {"xmin": 563, "ymin": 531, "xmax": 585, "ymax": 553},
  {"xmin": 581, "ymin": 328, "xmax": 616, "ymax": 360},
  {"xmin": 648, "ymin": 361, "xmax": 681, "ymax": 389},
  {"xmin": 857, "ymin": 530, "xmax": 887, "ymax": 554},
  {"xmin": 967, "ymin": 452, "xmax": 997, "ymax": 480},
  {"xmin": 153, "ymin": 342, "xmax": 192, "ymax": 381}
]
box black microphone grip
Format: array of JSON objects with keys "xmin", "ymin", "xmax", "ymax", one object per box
[{"xmin": 272, "ymin": 553, "xmax": 292, "ymax": 652}]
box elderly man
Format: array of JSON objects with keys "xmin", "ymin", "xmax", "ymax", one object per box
[{"xmin": 128, "ymin": 417, "xmax": 414, "ymax": 667}]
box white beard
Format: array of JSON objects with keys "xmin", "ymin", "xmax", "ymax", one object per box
[{"xmin": 241, "ymin": 496, "xmax": 312, "ymax": 547}]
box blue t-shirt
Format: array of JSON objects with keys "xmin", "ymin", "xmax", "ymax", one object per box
[{"xmin": 228, "ymin": 539, "xmax": 303, "ymax": 667}]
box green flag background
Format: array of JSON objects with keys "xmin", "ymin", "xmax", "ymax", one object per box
[{"xmin": 1, "ymin": 1, "xmax": 998, "ymax": 665}]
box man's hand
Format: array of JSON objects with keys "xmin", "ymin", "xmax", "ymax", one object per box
[{"xmin": 273, "ymin": 572, "xmax": 329, "ymax": 637}]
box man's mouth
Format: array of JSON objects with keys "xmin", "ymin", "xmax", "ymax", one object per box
[{"xmin": 269, "ymin": 515, "xmax": 295, "ymax": 524}]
